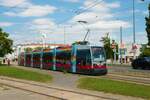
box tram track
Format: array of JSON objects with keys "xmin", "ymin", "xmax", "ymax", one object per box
[
  {"xmin": 10, "ymin": 65, "xmax": 150, "ymax": 86},
  {"xmin": 0, "ymin": 77, "xmax": 65, "ymax": 100},
  {"xmin": 0, "ymin": 76, "xmax": 117, "ymax": 100},
  {"xmin": 105, "ymin": 73, "xmax": 150, "ymax": 86}
]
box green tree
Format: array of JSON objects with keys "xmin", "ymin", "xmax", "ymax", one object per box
[
  {"xmin": 100, "ymin": 33, "xmax": 114, "ymax": 59},
  {"xmin": 24, "ymin": 47, "xmax": 33, "ymax": 52},
  {"xmin": 140, "ymin": 3, "xmax": 150, "ymax": 57},
  {"xmin": 140, "ymin": 44, "xmax": 150, "ymax": 57},
  {"xmin": 145, "ymin": 3, "xmax": 150, "ymax": 46},
  {"xmin": 140, "ymin": 48, "xmax": 150, "ymax": 57},
  {"xmin": 0, "ymin": 28, "xmax": 13, "ymax": 57},
  {"xmin": 34, "ymin": 47, "xmax": 43, "ymax": 51}
]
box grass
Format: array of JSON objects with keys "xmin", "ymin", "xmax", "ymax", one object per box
[
  {"xmin": 0, "ymin": 65, "xmax": 52, "ymax": 83},
  {"xmin": 78, "ymin": 77, "xmax": 150, "ymax": 99}
]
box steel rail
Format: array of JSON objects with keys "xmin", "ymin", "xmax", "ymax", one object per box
[
  {"xmin": 0, "ymin": 77, "xmax": 116, "ymax": 100},
  {"xmin": 105, "ymin": 74, "xmax": 150, "ymax": 86}
]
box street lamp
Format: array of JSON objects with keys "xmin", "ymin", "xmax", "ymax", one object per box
[{"xmin": 41, "ymin": 33, "xmax": 47, "ymax": 49}]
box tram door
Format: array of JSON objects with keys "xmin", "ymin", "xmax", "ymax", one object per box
[
  {"xmin": 43, "ymin": 52, "xmax": 53, "ymax": 70},
  {"xmin": 19, "ymin": 53, "xmax": 24, "ymax": 66},
  {"xmin": 76, "ymin": 49, "xmax": 92, "ymax": 72},
  {"xmin": 56, "ymin": 51, "xmax": 71, "ymax": 71},
  {"xmin": 26, "ymin": 54, "xmax": 31, "ymax": 67},
  {"xmin": 33, "ymin": 53, "xmax": 41, "ymax": 68}
]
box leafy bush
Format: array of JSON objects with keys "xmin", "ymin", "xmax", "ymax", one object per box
[{"xmin": 140, "ymin": 48, "xmax": 150, "ymax": 57}]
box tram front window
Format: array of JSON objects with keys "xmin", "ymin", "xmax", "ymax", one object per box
[
  {"xmin": 92, "ymin": 47, "xmax": 106, "ymax": 63},
  {"xmin": 76, "ymin": 49, "xmax": 92, "ymax": 66}
]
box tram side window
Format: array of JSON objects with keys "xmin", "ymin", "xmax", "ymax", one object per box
[
  {"xmin": 43, "ymin": 52, "xmax": 53, "ymax": 63},
  {"xmin": 76, "ymin": 49, "xmax": 92, "ymax": 66},
  {"xmin": 33, "ymin": 54, "xmax": 40, "ymax": 63},
  {"xmin": 20, "ymin": 54, "xmax": 24, "ymax": 61},
  {"xmin": 56, "ymin": 51, "xmax": 71, "ymax": 65},
  {"xmin": 26, "ymin": 55, "xmax": 31, "ymax": 62},
  {"xmin": 20, "ymin": 54, "xmax": 24, "ymax": 65}
]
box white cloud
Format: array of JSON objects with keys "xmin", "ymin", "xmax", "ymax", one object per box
[
  {"xmin": 71, "ymin": 12, "xmax": 113, "ymax": 24},
  {"xmin": 89, "ymin": 20, "xmax": 131, "ymax": 30},
  {"xmin": 0, "ymin": 22, "xmax": 13, "ymax": 27},
  {"xmin": 4, "ymin": 12, "xmax": 17, "ymax": 16},
  {"xmin": 124, "ymin": 32, "xmax": 147, "ymax": 44},
  {"xmin": 30, "ymin": 18, "xmax": 57, "ymax": 33},
  {"xmin": 82, "ymin": 1, "xmax": 120, "ymax": 13},
  {"xmin": 62, "ymin": 0, "xmax": 79, "ymax": 3},
  {"xmin": 0, "ymin": 0, "xmax": 27, "ymax": 7},
  {"xmin": 20, "ymin": 5, "xmax": 57, "ymax": 17},
  {"xmin": 63, "ymin": 0, "xmax": 131, "ymax": 44},
  {"xmin": 106, "ymin": 2, "xmax": 120, "ymax": 8},
  {"xmin": 71, "ymin": 1, "xmax": 120, "ymax": 22},
  {"xmin": 70, "ymin": 0, "xmax": 130, "ymax": 30},
  {"xmin": 3, "ymin": 1, "xmax": 57, "ymax": 17},
  {"xmin": 143, "ymin": 10, "xmax": 148, "ymax": 16},
  {"xmin": 10, "ymin": 0, "xmax": 133, "ymax": 45},
  {"xmin": 24, "ymin": 0, "xmax": 130, "ymax": 44}
]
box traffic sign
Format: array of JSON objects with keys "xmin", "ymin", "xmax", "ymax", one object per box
[{"xmin": 132, "ymin": 44, "xmax": 137, "ymax": 50}]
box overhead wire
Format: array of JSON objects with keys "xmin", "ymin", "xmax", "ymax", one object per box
[
  {"xmin": 74, "ymin": 0, "xmax": 101, "ymax": 14},
  {"xmin": 75, "ymin": 0, "xmax": 104, "ymax": 15},
  {"xmin": 57, "ymin": 0, "xmax": 104, "ymax": 25}
]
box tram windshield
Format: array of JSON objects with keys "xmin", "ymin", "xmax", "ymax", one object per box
[{"xmin": 91, "ymin": 47, "xmax": 106, "ymax": 62}]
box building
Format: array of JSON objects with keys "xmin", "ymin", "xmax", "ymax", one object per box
[{"xmin": 119, "ymin": 43, "xmax": 143, "ymax": 63}]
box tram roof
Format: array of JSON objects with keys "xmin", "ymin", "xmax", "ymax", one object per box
[{"xmin": 20, "ymin": 44, "xmax": 103, "ymax": 54}]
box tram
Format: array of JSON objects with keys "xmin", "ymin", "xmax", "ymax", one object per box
[{"xmin": 18, "ymin": 43, "xmax": 107, "ymax": 75}]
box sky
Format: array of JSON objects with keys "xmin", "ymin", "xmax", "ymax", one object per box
[{"xmin": 0, "ymin": 0, "xmax": 149, "ymax": 45}]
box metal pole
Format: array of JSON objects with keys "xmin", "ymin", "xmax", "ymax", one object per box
[
  {"xmin": 40, "ymin": 49, "xmax": 43, "ymax": 69},
  {"xmin": 18, "ymin": 47, "xmax": 21, "ymax": 65},
  {"xmin": 120, "ymin": 26, "xmax": 122, "ymax": 44},
  {"xmin": 132, "ymin": 0, "xmax": 144, "ymax": 59},
  {"xmin": 31, "ymin": 52, "xmax": 33, "ymax": 67},
  {"xmin": 24, "ymin": 50, "xmax": 26, "ymax": 66},
  {"xmin": 53, "ymin": 48, "xmax": 56, "ymax": 71},
  {"xmin": 120, "ymin": 26, "xmax": 123, "ymax": 64},
  {"xmin": 133, "ymin": 0, "xmax": 136, "ymax": 44},
  {"xmin": 133, "ymin": 0, "xmax": 137, "ymax": 60},
  {"xmin": 114, "ymin": 49, "xmax": 116, "ymax": 64},
  {"xmin": 64, "ymin": 26, "xmax": 66, "ymax": 44}
]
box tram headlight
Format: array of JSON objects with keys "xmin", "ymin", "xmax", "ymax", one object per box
[
  {"xmin": 99, "ymin": 61, "xmax": 106, "ymax": 66},
  {"xmin": 100, "ymin": 62, "xmax": 106, "ymax": 66},
  {"xmin": 93, "ymin": 61, "xmax": 106, "ymax": 66}
]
